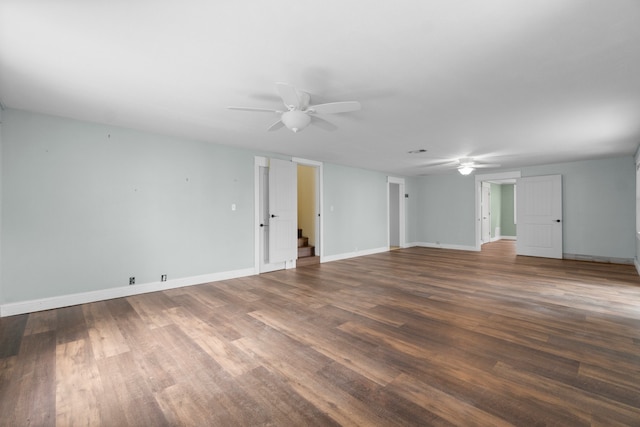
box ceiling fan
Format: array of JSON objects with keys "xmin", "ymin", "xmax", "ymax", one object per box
[
  {"xmin": 422, "ymin": 157, "xmax": 501, "ymax": 175},
  {"xmin": 228, "ymin": 82, "xmax": 361, "ymax": 133}
]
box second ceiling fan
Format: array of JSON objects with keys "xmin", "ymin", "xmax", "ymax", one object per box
[
  {"xmin": 421, "ymin": 157, "xmax": 501, "ymax": 175},
  {"xmin": 228, "ymin": 82, "xmax": 361, "ymax": 133}
]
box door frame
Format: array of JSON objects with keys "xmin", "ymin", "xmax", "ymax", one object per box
[
  {"xmin": 292, "ymin": 157, "xmax": 323, "ymax": 260},
  {"xmin": 254, "ymin": 156, "xmax": 324, "ymax": 274},
  {"xmin": 474, "ymin": 171, "xmax": 521, "ymax": 251},
  {"xmin": 388, "ymin": 176, "xmax": 406, "ymax": 249}
]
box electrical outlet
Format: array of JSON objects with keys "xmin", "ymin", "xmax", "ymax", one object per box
[
  {"xmin": 161, "ymin": 274, "xmax": 167, "ymax": 282},
  {"xmin": 129, "ymin": 277, "xmax": 135, "ymax": 285}
]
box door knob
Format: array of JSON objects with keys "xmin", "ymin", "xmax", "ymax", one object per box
[{"xmin": 555, "ymin": 219, "xmax": 561, "ymax": 223}]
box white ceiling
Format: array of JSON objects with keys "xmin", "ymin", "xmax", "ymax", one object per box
[{"xmin": 1, "ymin": 0, "xmax": 639, "ymax": 176}]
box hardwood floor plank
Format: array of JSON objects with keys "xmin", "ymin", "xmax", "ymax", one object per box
[
  {"xmin": 55, "ymin": 305, "xmax": 89, "ymax": 344},
  {"xmin": 0, "ymin": 313, "xmax": 28, "ymax": 358},
  {"xmin": 96, "ymin": 351, "xmax": 170, "ymax": 426},
  {"xmin": 55, "ymin": 338, "xmax": 103, "ymax": 426},
  {"xmin": 164, "ymin": 306, "xmax": 260, "ymax": 377},
  {"xmin": 126, "ymin": 291, "xmax": 179, "ymax": 329},
  {"xmin": 23, "ymin": 310, "xmax": 57, "ymax": 336},
  {"xmin": 248, "ymin": 308, "xmax": 401, "ymax": 386},
  {"xmin": 82, "ymin": 301, "xmax": 130, "ymax": 359},
  {"xmin": 389, "ymin": 373, "xmax": 514, "ymax": 427},
  {"xmin": 493, "ymin": 360, "xmax": 640, "ymax": 425},
  {"xmin": 235, "ymin": 365, "xmax": 341, "ymax": 427},
  {"xmin": 8, "ymin": 332, "xmax": 57, "ymax": 426}
]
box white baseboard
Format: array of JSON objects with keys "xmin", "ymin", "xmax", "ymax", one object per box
[
  {"xmin": 412, "ymin": 242, "xmax": 479, "ymax": 252},
  {"xmin": 0, "ymin": 267, "xmax": 256, "ymax": 317},
  {"xmin": 563, "ymin": 253, "xmax": 634, "ymax": 265},
  {"xmin": 322, "ymin": 246, "xmax": 389, "ymax": 263},
  {"xmin": 635, "ymin": 258, "xmax": 640, "ymax": 276},
  {"xmin": 500, "ymin": 235, "xmax": 517, "ymax": 240}
]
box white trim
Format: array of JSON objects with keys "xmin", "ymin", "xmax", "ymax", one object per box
[
  {"xmin": 0, "ymin": 267, "xmax": 255, "ymax": 317},
  {"xmin": 254, "ymin": 156, "xmax": 267, "ymax": 274},
  {"xmin": 564, "ymin": 253, "xmax": 634, "ymax": 265},
  {"xmin": 321, "ymin": 246, "xmax": 388, "ymax": 263},
  {"xmin": 500, "ymin": 235, "xmax": 517, "ymax": 240},
  {"xmin": 387, "ymin": 176, "xmax": 405, "ymax": 184},
  {"xmin": 635, "ymin": 258, "xmax": 640, "ymax": 275},
  {"xmin": 292, "ymin": 157, "xmax": 322, "ymax": 167},
  {"xmin": 413, "ymin": 242, "xmax": 479, "ymax": 252}
]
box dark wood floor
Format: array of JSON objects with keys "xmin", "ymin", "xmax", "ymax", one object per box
[{"xmin": 2, "ymin": 241, "xmax": 640, "ymax": 426}]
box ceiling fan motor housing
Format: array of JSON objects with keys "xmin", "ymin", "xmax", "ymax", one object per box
[{"xmin": 282, "ymin": 110, "xmax": 311, "ymax": 132}]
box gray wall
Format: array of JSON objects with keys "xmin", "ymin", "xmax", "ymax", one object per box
[
  {"xmin": 490, "ymin": 183, "xmax": 502, "ymax": 238},
  {"xmin": 2, "ymin": 109, "xmax": 255, "ymax": 303},
  {"xmin": 323, "ymin": 163, "xmax": 388, "ymax": 256},
  {"xmin": 413, "ymin": 173, "xmax": 476, "ymax": 247},
  {"xmin": 500, "ymin": 184, "xmax": 516, "ymax": 237}
]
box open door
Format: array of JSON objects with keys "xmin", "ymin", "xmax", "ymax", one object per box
[
  {"xmin": 268, "ymin": 158, "xmax": 298, "ymax": 265},
  {"xmin": 516, "ymin": 174, "xmax": 563, "ymax": 259}
]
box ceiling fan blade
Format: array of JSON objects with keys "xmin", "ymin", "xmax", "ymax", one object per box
[
  {"xmin": 275, "ymin": 82, "xmax": 300, "ymax": 109},
  {"xmin": 308, "ymin": 101, "xmax": 361, "ymax": 114},
  {"xmin": 420, "ymin": 160, "xmax": 459, "ymax": 168},
  {"xmin": 310, "ymin": 116, "xmax": 338, "ymax": 131},
  {"xmin": 473, "ymin": 163, "xmax": 501, "ymax": 168},
  {"xmin": 227, "ymin": 106, "xmax": 282, "ymax": 113},
  {"xmin": 267, "ymin": 120, "xmax": 285, "ymax": 131}
]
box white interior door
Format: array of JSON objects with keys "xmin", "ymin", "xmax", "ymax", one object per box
[
  {"xmin": 268, "ymin": 158, "xmax": 298, "ymax": 265},
  {"xmin": 516, "ymin": 174, "xmax": 563, "ymax": 259},
  {"xmin": 258, "ymin": 165, "xmax": 285, "ymax": 273},
  {"xmin": 481, "ymin": 182, "xmax": 491, "ymax": 243}
]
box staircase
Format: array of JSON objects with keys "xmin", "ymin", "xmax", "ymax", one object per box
[{"xmin": 297, "ymin": 229, "xmax": 319, "ymax": 266}]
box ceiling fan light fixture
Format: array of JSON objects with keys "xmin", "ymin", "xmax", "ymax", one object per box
[
  {"xmin": 458, "ymin": 165, "xmax": 474, "ymax": 175},
  {"xmin": 281, "ymin": 110, "xmax": 311, "ymax": 133}
]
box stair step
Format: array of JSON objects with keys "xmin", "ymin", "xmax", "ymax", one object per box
[
  {"xmin": 298, "ymin": 246, "xmax": 315, "ymax": 258},
  {"xmin": 298, "ymin": 237, "xmax": 308, "ymax": 248},
  {"xmin": 296, "ymin": 255, "xmax": 320, "ymax": 267}
]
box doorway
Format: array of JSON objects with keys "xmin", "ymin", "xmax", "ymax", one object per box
[
  {"xmin": 475, "ymin": 171, "xmax": 562, "ymax": 259},
  {"xmin": 254, "ymin": 156, "xmax": 322, "ymax": 273},
  {"xmin": 297, "ymin": 163, "xmax": 320, "ymax": 265},
  {"xmin": 388, "ymin": 176, "xmax": 406, "ymax": 249},
  {"xmin": 474, "ymin": 171, "xmax": 521, "ymax": 250}
]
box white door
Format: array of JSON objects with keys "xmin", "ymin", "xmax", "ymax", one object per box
[
  {"xmin": 268, "ymin": 158, "xmax": 298, "ymax": 265},
  {"xmin": 258, "ymin": 165, "xmax": 285, "ymax": 273},
  {"xmin": 516, "ymin": 174, "xmax": 563, "ymax": 259},
  {"xmin": 481, "ymin": 182, "xmax": 491, "ymax": 243}
]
